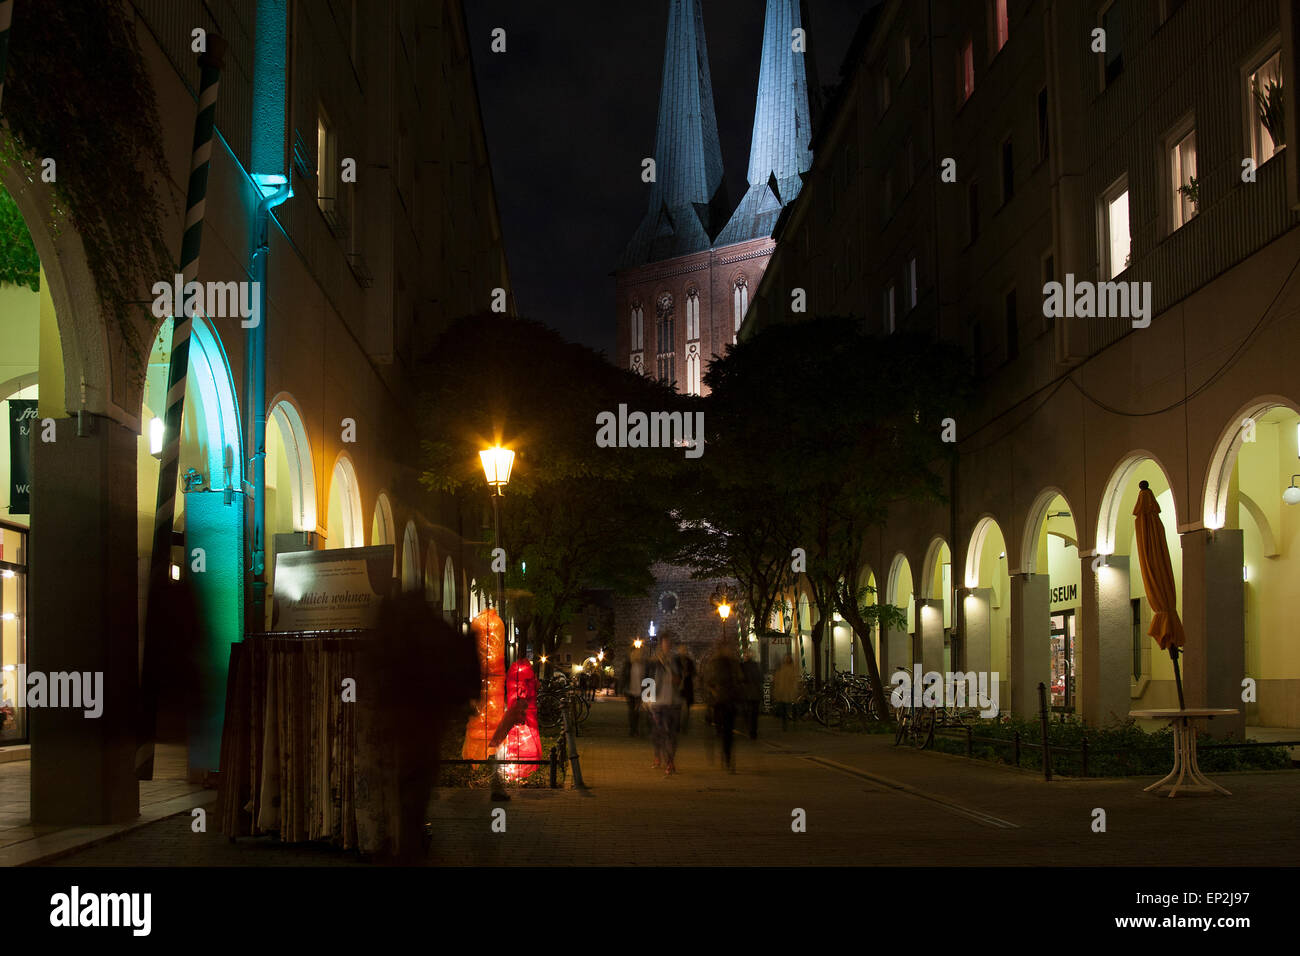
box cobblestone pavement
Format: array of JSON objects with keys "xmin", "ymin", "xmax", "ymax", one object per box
[{"xmin": 44, "ymin": 697, "xmax": 1300, "ymax": 866}]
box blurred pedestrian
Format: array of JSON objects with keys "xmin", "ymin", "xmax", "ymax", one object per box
[
  {"xmin": 649, "ymin": 633, "xmax": 682, "ymax": 774},
  {"xmin": 772, "ymin": 653, "xmax": 800, "ymax": 731},
  {"xmin": 741, "ymin": 647, "xmax": 762, "ymax": 739},
  {"xmin": 677, "ymin": 645, "xmax": 696, "ymax": 734},
  {"xmin": 625, "ymin": 642, "xmax": 646, "ymax": 736},
  {"xmin": 371, "ymin": 592, "xmax": 480, "ymax": 865},
  {"xmin": 704, "ymin": 639, "xmax": 744, "ymax": 772}
]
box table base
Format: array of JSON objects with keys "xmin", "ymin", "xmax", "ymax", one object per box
[{"xmin": 1144, "ymin": 720, "xmax": 1231, "ymax": 797}]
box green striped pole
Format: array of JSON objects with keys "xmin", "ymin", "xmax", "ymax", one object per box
[
  {"xmin": 137, "ymin": 36, "xmax": 227, "ymax": 780},
  {"xmin": 0, "ymin": 2, "xmax": 13, "ymax": 111}
]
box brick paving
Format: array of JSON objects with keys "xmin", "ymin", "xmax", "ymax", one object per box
[{"xmin": 41, "ymin": 697, "xmax": 1300, "ymax": 866}]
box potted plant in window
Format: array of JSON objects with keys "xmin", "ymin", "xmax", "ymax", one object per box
[
  {"xmin": 1254, "ymin": 75, "xmax": 1285, "ymax": 151},
  {"xmin": 1177, "ymin": 176, "xmax": 1199, "ymax": 215}
]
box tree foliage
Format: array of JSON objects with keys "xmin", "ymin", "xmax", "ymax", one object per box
[
  {"xmin": 0, "ymin": 188, "xmax": 39, "ymax": 291},
  {"xmin": 3, "ymin": 0, "xmax": 174, "ymax": 367},
  {"xmin": 691, "ymin": 316, "xmax": 971, "ymax": 713},
  {"xmin": 415, "ymin": 313, "xmax": 687, "ymax": 662}
]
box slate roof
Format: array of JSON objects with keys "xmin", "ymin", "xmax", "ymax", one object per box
[
  {"xmin": 713, "ymin": 0, "xmax": 814, "ymax": 248},
  {"xmin": 620, "ymin": 0, "xmax": 727, "ymax": 268}
]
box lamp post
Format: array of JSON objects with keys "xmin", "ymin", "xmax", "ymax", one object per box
[
  {"xmin": 710, "ymin": 584, "xmax": 734, "ymax": 649},
  {"xmin": 480, "ymin": 445, "xmax": 515, "ymax": 662}
]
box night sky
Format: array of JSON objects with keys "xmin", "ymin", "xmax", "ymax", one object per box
[{"xmin": 463, "ymin": 1, "xmax": 875, "ymax": 355}]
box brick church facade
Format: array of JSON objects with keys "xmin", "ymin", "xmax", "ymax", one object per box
[
  {"xmin": 611, "ymin": 0, "xmax": 816, "ymax": 670},
  {"xmin": 614, "ymin": 0, "xmax": 815, "ymax": 397}
]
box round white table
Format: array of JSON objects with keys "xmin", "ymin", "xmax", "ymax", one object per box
[{"xmin": 1129, "ymin": 708, "xmax": 1239, "ymax": 797}]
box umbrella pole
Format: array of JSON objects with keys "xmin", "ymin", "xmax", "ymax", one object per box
[{"xmin": 1169, "ymin": 647, "xmax": 1186, "ymax": 711}]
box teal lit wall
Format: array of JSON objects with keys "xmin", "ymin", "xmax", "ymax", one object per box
[
  {"xmin": 185, "ymin": 490, "xmax": 244, "ymax": 774},
  {"xmin": 251, "ymin": 0, "xmax": 288, "ymax": 180}
]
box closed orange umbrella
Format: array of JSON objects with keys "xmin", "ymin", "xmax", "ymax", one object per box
[{"xmin": 1133, "ymin": 480, "xmax": 1186, "ymax": 708}]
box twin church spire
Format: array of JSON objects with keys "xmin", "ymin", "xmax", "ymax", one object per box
[{"xmin": 620, "ymin": 0, "xmax": 815, "ymax": 268}]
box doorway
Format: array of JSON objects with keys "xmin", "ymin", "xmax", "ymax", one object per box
[{"xmin": 1050, "ymin": 608, "xmax": 1076, "ymax": 712}]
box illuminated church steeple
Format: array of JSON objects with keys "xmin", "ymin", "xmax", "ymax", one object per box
[
  {"xmin": 620, "ymin": 0, "xmax": 727, "ymax": 267},
  {"xmin": 714, "ymin": 0, "xmax": 815, "ymax": 246}
]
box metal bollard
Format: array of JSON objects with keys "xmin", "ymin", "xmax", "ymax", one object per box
[
  {"xmin": 562, "ymin": 697, "xmax": 588, "ymax": 790},
  {"xmin": 1037, "ymin": 681, "xmax": 1052, "ymax": 782}
]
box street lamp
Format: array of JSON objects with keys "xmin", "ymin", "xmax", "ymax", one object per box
[{"xmin": 480, "ymin": 444, "xmax": 515, "ymax": 661}]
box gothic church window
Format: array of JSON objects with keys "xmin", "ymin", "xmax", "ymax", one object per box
[
  {"xmin": 733, "ymin": 276, "xmax": 748, "ymax": 343},
  {"xmin": 656, "ymin": 293, "xmax": 676, "ymax": 386},
  {"xmin": 630, "ymin": 301, "xmax": 644, "ymax": 351},
  {"xmin": 686, "ymin": 343, "xmax": 701, "ymax": 396},
  {"xmin": 686, "ymin": 288, "xmax": 700, "ymax": 340}
]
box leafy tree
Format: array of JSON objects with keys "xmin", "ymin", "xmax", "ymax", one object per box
[
  {"xmin": 415, "ymin": 313, "xmax": 685, "ymax": 667},
  {"xmin": 0, "ymin": 187, "xmax": 40, "ymax": 291},
  {"xmin": 700, "ymin": 317, "xmax": 970, "ymax": 715}
]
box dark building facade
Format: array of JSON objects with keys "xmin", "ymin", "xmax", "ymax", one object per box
[{"xmin": 747, "ymin": 0, "xmax": 1300, "ymax": 733}]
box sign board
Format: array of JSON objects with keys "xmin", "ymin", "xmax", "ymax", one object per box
[
  {"xmin": 7, "ymin": 400, "xmax": 37, "ymax": 515},
  {"xmin": 271, "ymin": 545, "xmax": 394, "ymax": 632}
]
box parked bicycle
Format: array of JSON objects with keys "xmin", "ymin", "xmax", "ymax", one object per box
[{"xmin": 537, "ymin": 675, "xmax": 591, "ymax": 731}]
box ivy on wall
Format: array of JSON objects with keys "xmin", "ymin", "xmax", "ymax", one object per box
[
  {"xmin": 0, "ymin": 186, "xmax": 38, "ymax": 291},
  {"xmin": 2, "ymin": 0, "xmax": 176, "ymax": 368}
]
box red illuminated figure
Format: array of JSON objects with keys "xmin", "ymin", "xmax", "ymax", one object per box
[
  {"xmin": 492, "ymin": 660, "xmax": 541, "ymax": 781},
  {"xmin": 462, "ymin": 609, "xmax": 506, "ymax": 762}
]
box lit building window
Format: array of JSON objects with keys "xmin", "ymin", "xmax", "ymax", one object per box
[
  {"xmin": 992, "ymin": 0, "xmax": 1009, "ymax": 54},
  {"xmin": 1102, "ymin": 177, "xmax": 1131, "ymax": 278},
  {"xmin": 957, "ymin": 37, "xmax": 974, "ymax": 104},
  {"xmin": 686, "ymin": 343, "xmax": 701, "ymax": 396},
  {"xmin": 1248, "ymin": 51, "xmax": 1282, "ymax": 167},
  {"xmin": 686, "ymin": 289, "xmax": 700, "ymax": 341},
  {"xmin": 317, "ymin": 112, "xmax": 336, "ymax": 214},
  {"xmin": 1170, "ymin": 127, "xmax": 1197, "ymax": 230}
]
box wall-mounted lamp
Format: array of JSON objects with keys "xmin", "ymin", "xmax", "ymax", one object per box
[
  {"xmin": 149, "ymin": 417, "xmax": 165, "ymax": 458},
  {"xmin": 1285, "ymin": 475, "xmax": 1300, "ymax": 505}
]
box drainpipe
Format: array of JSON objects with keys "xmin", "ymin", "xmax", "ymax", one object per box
[{"xmin": 245, "ymin": 180, "xmax": 290, "ymax": 636}]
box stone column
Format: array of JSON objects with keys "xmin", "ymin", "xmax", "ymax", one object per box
[
  {"xmin": 917, "ymin": 598, "xmax": 945, "ymax": 675},
  {"xmin": 1079, "ymin": 554, "xmax": 1132, "ymax": 728},
  {"xmin": 1180, "ymin": 529, "xmax": 1246, "ymax": 740},
  {"xmin": 1009, "ymin": 574, "xmax": 1050, "ymax": 718},
  {"xmin": 28, "ymin": 415, "xmax": 140, "ymax": 824}
]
